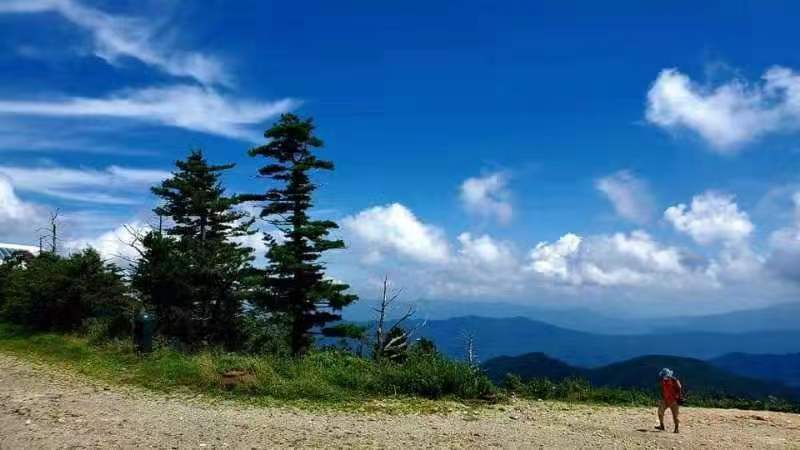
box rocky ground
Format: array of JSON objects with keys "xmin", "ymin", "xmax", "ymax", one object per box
[{"xmin": 1, "ymin": 353, "xmax": 799, "ymax": 449}]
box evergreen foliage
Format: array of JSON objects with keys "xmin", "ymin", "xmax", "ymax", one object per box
[
  {"xmin": 243, "ymin": 114, "xmax": 358, "ymax": 355},
  {"xmin": 136, "ymin": 150, "xmax": 254, "ymax": 348},
  {"xmin": 0, "ymin": 250, "xmax": 129, "ymax": 332}
]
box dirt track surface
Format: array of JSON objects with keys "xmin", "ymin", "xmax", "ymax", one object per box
[{"xmin": 1, "ymin": 353, "xmax": 799, "ymax": 449}]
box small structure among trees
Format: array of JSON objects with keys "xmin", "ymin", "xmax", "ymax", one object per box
[{"xmin": 0, "ymin": 243, "xmax": 39, "ymax": 263}]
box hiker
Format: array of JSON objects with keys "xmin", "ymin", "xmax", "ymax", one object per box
[{"xmin": 656, "ymin": 368, "xmax": 682, "ymax": 433}]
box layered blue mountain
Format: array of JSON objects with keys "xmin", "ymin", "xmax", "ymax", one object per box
[
  {"xmin": 709, "ymin": 353, "xmax": 800, "ymax": 388},
  {"xmin": 482, "ymin": 353, "xmax": 800, "ymax": 401},
  {"xmin": 344, "ymin": 301, "xmax": 800, "ymax": 335},
  {"xmin": 411, "ymin": 316, "xmax": 800, "ymax": 367}
]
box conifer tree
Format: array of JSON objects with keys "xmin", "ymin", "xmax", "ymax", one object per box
[
  {"xmin": 131, "ymin": 231, "xmax": 193, "ymax": 340},
  {"xmin": 144, "ymin": 150, "xmax": 254, "ymax": 347},
  {"xmin": 243, "ymin": 114, "xmax": 357, "ymax": 356}
]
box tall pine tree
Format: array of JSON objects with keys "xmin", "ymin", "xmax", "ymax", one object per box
[
  {"xmin": 244, "ymin": 114, "xmax": 357, "ymax": 356},
  {"xmin": 143, "ymin": 150, "xmax": 254, "ymax": 348}
]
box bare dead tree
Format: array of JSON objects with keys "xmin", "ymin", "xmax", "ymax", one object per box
[
  {"xmin": 373, "ymin": 274, "xmax": 417, "ymax": 361},
  {"xmin": 121, "ymin": 224, "xmax": 150, "ymax": 257},
  {"xmin": 36, "ymin": 209, "xmax": 60, "ymax": 255},
  {"xmin": 49, "ymin": 209, "xmax": 59, "ymax": 254},
  {"xmin": 461, "ymin": 330, "xmax": 478, "ymax": 367}
]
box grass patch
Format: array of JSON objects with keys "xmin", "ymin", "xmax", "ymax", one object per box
[
  {"xmin": 2, "ymin": 323, "xmax": 796, "ymax": 414},
  {"xmin": 0, "ymin": 323, "xmax": 497, "ymax": 413}
]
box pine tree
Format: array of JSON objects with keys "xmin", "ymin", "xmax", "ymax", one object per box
[
  {"xmin": 145, "ymin": 150, "xmax": 254, "ymax": 347},
  {"xmin": 131, "ymin": 231, "xmax": 193, "ymax": 340},
  {"xmin": 243, "ymin": 114, "xmax": 357, "ymax": 356}
]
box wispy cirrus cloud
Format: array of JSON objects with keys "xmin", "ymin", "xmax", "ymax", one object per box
[
  {"xmin": 0, "ymin": 118, "xmax": 156, "ymax": 155},
  {"xmin": 0, "ymin": 1, "xmax": 297, "ymax": 142},
  {"xmin": 0, "ymin": 164, "xmax": 170, "ymax": 205},
  {"xmin": 0, "ymin": 85, "xmax": 297, "ymax": 142},
  {"xmin": 596, "ymin": 170, "xmax": 656, "ymax": 224},
  {"xmin": 0, "ymin": 0, "xmax": 229, "ymax": 86}
]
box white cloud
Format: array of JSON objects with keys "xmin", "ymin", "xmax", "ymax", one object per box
[
  {"xmin": 664, "ymin": 191, "xmax": 754, "ymax": 245},
  {"xmin": 766, "ymin": 193, "xmax": 800, "ymax": 282},
  {"xmin": 527, "ymin": 233, "xmax": 582, "ymax": 281},
  {"xmin": 456, "ymin": 232, "xmax": 515, "ymax": 267},
  {"xmin": 526, "ymin": 230, "xmax": 698, "ymax": 287},
  {"xmin": 595, "ymin": 170, "xmax": 656, "ymax": 224},
  {"xmin": 333, "ymin": 200, "xmax": 799, "ymax": 311},
  {"xmin": 0, "ymin": 175, "xmax": 46, "ymax": 243},
  {"xmin": 66, "ymin": 221, "xmax": 150, "ymax": 267},
  {"xmin": 460, "ymin": 172, "xmax": 513, "ymax": 224},
  {"xmin": 0, "ymin": 0, "xmax": 229, "ymax": 86},
  {"xmin": 341, "ymin": 203, "xmax": 450, "ymax": 264},
  {"xmin": 0, "ymin": 85, "xmax": 296, "ymax": 142},
  {"xmin": 340, "ymin": 203, "xmax": 525, "ymax": 297},
  {"xmin": 0, "ymin": 164, "xmax": 169, "ymax": 204},
  {"xmin": 768, "ymin": 228, "xmax": 800, "ymax": 282},
  {"xmin": 707, "ymin": 244, "xmax": 765, "ymax": 282},
  {"xmin": 646, "ymin": 66, "xmax": 800, "ymax": 151}
]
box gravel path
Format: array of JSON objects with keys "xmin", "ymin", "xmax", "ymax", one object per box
[{"xmin": 1, "ymin": 353, "xmax": 799, "ymax": 449}]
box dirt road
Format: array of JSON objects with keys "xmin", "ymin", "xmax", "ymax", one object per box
[{"xmin": 1, "ymin": 353, "xmax": 799, "ymax": 449}]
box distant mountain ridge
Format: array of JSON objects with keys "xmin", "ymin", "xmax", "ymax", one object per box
[
  {"xmin": 482, "ymin": 353, "xmax": 800, "ymax": 401},
  {"xmin": 412, "ymin": 316, "xmax": 800, "ymax": 366},
  {"xmin": 655, "ymin": 302, "xmax": 800, "ymax": 334},
  {"xmin": 344, "ymin": 301, "xmax": 800, "ymax": 335},
  {"xmin": 710, "ymin": 353, "xmax": 800, "ymax": 388}
]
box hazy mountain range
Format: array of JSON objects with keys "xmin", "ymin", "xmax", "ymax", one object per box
[
  {"xmin": 344, "ymin": 301, "xmax": 800, "ymax": 335},
  {"xmin": 481, "ymin": 353, "xmax": 800, "ymax": 401},
  {"xmin": 410, "ymin": 316, "xmax": 800, "ymax": 367},
  {"xmin": 710, "ymin": 353, "xmax": 800, "ymax": 388},
  {"xmin": 340, "ymin": 301, "xmax": 800, "ymax": 394}
]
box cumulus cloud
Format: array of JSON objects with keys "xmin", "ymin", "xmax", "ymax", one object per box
[
  {"xmin": 0, "ymin": 0, "xmax": 229, "ymax": 86},
  {"xmin": 65, "ymin": 221, "xmax": 150, "ymax": 267},
  {"xmin": 595, "ymin": 171, "xmax": 656, "ymax": 224},
  {"xmin": 456, "ymin": 232, "xmax": 515, "ymax": 267},
  {"xmin": 707, "ymin": 244, "xmax": 765, "ymax": 282},
  {"xmin": 460, "ymin": 172, "xmax": 513, "ymax": 224},
  {"xmin": 0, "ymin": 164, "xmax": 169, "ymax": 205},
  {"xmin": 664, "ymin": 192, "xmax": 754, "ymax": 245},
  {"xmin": 332, "ymin": 200, "xmax": 796, "ymax": 308},
  {"xmin": 646, "ymin": 66, "xmax": 800, "ymax": 151},
  {"xmin": 768, "ymin": 229, "xmax": 800, "ymax": 281},
  {"xmin": 0, "ymin": 85, "xmax": 296, "ymax": 142},
  {"xmin": 526, "ymin": 230, "xmax": 700, "ymax": 287},
  {"xmin": 0, "ymin": 176, "xmax": 46, "ymax": 243},
  {"xmin": 340, "ymin": 202, "xmax": 528, "ymax": 297},
  {"xmin": 766, "ymin": 193, "xmax": 800, "ymax": 282},
  {"xmin": 341, "ymin": 203, "xmax": 450, "ymax": 264}
]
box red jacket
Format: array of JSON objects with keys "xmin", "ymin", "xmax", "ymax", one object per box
[{"xmin": 661, "ymin": 378, "xmax": 681, "ymax": 405}]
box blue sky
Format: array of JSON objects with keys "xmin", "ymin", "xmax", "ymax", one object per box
[{"xmin": 2, "ymin": 0, "xmax": 800, "ymax": 316}]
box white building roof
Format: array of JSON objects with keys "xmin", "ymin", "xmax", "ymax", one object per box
[{"xmin": 0, "ymin": 242, "xmax": 40, "ymax": 260}]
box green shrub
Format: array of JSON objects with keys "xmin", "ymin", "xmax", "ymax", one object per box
[
  {"xmin": 379, "ymin": 352, "xmax": 496, "ymax": 399},
  {"xmin": 503, "ymin": 375, "xmax": 800, "ymax": 411},
  {"xmin": 1, "ymin": 250, "xmax": 131, "ymax": 332}
]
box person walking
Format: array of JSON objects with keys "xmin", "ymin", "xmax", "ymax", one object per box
[{"xmin": 656, "ymin": 368, "xmax": 682, "ymax": 433}]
